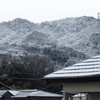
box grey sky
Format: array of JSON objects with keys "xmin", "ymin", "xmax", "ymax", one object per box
[{"xmin": 0, "ymin": 0, "xmax": 99, "ymax": 23}]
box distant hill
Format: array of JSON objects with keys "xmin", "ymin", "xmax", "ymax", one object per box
[{"xmin": 0, "ymin": 16, "xmax": 99, "ymax": 67}]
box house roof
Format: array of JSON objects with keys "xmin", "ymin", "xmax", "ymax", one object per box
[
  {"xmin": 8, "ymin": 90, "xmax": 19, "ymax": 95},
  {"xmin": 29, "ymin": 90, "xmax": 62, "ymax": 97},
  {"xmin": 0, "ymin": 89, "xmax": 62, "ymax": 99},
  {"xmin": 12, "ymin": 89, "xmax": 37, "ymax": 98},
  {"xmin": 12, "ymin": 89, "xmax": 62, "ymax": 98},
  {"xmin": 0, "ymin": 90, "xmax": 7, "ymax": 98},
  {"xmin": 44, "ymin": 55, "xmax": 100, "ymax": 83},
  {"xmin": 0, "ymin": 90, "xmax": 19, "ymax": 98}
]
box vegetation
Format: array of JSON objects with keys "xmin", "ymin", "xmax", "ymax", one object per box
[
  {"xmin": 0, "ymin": 55, "xmax": 62, "ymax": 93},
  {"xmin": 44, "ymin": 46, "xmax": 87, "ymax": 66}
]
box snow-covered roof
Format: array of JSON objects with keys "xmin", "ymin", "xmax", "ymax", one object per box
[
  {"xmin": 8, "ymin": 90, "xmax": 19, "ymax": 95},
  {"xmin": 12, "ymin": 89, "xmax": 37, "ymax": 98},
  {"xmin": 12, "ymin": 90, "xmax": 62, "ymax": 98},
  {"xmin": 44, "ymin": 55, "xmax": 100, "ymax": 79},
  {"xmin": 29, "ymin": 90, "xmax": 62, "ymax": 97},
  {"xmin": 0, "ymin": 89, "xmax": 62, "ymax": 98},
  {"xmin": 0, "ymin": 90, "xmax": 19, "ymax": 98},
  {"xmin": 0, "ymin": 90, "xmax": 7, "ymax": 98},
  {"xmin": 12, "ymin": 91, "xmax": 31, "ymax": 98}
]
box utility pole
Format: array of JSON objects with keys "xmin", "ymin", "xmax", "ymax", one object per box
[
  {"xmin": 97, "ymin": 12, "xmax": 100, "ymax": 20},
  {"xmin": 97, "ymin": 12, "xmax": 100, "ymax": 32}
]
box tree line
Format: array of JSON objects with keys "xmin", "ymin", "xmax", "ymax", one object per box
[{"xmin": 0, "ymin": 55, "xmax": 62, "ymax": 93}]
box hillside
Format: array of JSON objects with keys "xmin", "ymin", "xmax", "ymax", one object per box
[{"xmin": 0, "ymin": 16, "xmax": 99, "ymax": 67}]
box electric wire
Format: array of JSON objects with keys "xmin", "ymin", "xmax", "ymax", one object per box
[{"xmin": 0, "ymin": 76, "xmax": 40, "ymax": 81}]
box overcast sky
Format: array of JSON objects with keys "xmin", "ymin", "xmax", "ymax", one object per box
[{"xmin": 0, "ymin": 0, "xmax": 99, "ymax": 23}]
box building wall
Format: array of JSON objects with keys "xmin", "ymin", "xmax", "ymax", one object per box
[
  {"xmin": 63, "ymin": 81, "xmax": 100, "ymax": 93},
  {"xmin": 63, "ymin": 81, "xmax": 100, "ymax": 100},
  {"xmin": 11, "ymin": 97, "xmax": 28, "ymax": 100},
  {"xmin": 88, "ymin": 92, "xmax": 100, "ymax": 100}
]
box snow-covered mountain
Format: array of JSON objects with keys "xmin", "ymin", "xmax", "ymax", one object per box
[
  {"xmin": 0, "ymin": 16, "xmax": 100, "ymax": 66},
  {"xmin": 37, "ymin": 16, "xmax": 100, "ymax": 57}
]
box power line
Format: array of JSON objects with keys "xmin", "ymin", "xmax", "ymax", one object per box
[
  {"xmin": 0, "ymin": 76, "xmax": 41, "ymax": 81},
  {"xmin": 1, "ymin": 71, "xmax": 34, "ymax": 75},
  {"xmin": 0, "ymin": 81, "xmax": 11, "ymax": 89}
]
